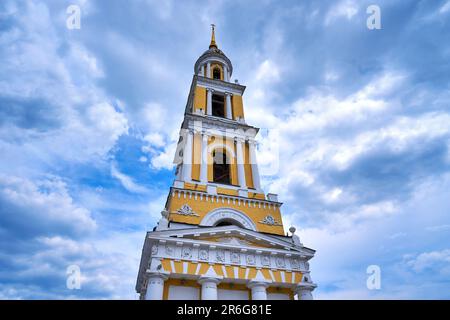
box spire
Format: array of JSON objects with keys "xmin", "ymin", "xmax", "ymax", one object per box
[{"xmin": 209, "ymin": 24, "xmax": 217, "ymax": 49}]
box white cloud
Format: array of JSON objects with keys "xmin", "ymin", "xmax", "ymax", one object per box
[
  {"xmin": 406, "ymin": 249, "xmax": 450, "ymax": 274},
  {"xmin": 439, "ymin": 1, "xmax": 450, "ymax": 14},
  {"xmin": 0, "ymin": 174, "xmax": 96, "ymax": 236},
  {"xmin": 0, "ymin": 2, "xmax": 129, "ymax": 167},
  {"xmin": 330, "ymin": 111, "xmax": 450, "ymax": 170},
  {"xmin": 325, "ymin": 0, "xmax": 359, "ymax": 25},
  {"xmin": 255, "ymin": 60, "xmax": 280, "ymax": 83},
  {"xmin": 149, "ymin": 140, "xmax": 178, "ymax": 170},
  {"xmin": 111, "ymin": 164, "xmax": 148, "ymax": 194}
]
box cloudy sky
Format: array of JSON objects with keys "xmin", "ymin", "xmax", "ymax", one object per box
[{"xmin": 1, "ymin": 0, "xmax": 450, "ymax": 299}]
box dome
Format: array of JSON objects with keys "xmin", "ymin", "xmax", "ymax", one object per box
[
  {"xmin": 194, "ymin": 47, "xmax": 233, "ymax": 76},
  {"xmin": 194, "ymin": 25, "xmax": 233, "ymax": 77}
]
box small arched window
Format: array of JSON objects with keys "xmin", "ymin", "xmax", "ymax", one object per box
[
  {"xmin": 213, "ymin": 150, "xmax": 230, "ymax": 184},
  {"xmin": 213, "ymin": 67, "xmax": 221, "ymax": 80}
]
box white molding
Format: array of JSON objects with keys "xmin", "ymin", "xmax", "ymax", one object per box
[
  {"xmin": 199, "ymin": 207, "xmax": 257, "ymax": 231},
  {"xmin": 170, "ymin": 187, "xmax": 281, "ymax": 208},
  {"xmin": 149, "ymin": 225, "xmax": 310, "ymax": 255},
  {"xmin": 147, "ymin": 235, "xmax": 310, "ymax": 275}
]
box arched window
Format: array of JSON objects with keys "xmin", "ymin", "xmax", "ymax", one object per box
[
  {"xmin": 215, "ymin": 219, "xmax": 244, "ymax": 228},
  {"xmin": 212, "ymin": 94, "xmax": 225, "ymax": 118},
  {"xmin": 213, "ymin": 150, "xmax": 230, "ymax": 184},
  {"xmin": 213, "ymin": 67, "xmax": 221, "ymax": 80}
]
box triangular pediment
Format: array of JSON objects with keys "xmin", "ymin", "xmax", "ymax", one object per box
[{"xmin": 149, "ymin": 225, "xmax": 308, "ymax": 254}]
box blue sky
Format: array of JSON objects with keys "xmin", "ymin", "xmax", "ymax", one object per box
[{"xmin": 0, "ymin": 0, "xmax": 450, "ymax": 299}]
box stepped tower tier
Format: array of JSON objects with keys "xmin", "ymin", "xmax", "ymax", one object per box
[{"xmin": 136, "ymin": 26, "xmax": 316, "ymax": 300}]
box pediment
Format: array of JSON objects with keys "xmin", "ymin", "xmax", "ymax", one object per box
[{"xmin": 149, "ymin": 225, "xmax": 305, "ymax": 253}]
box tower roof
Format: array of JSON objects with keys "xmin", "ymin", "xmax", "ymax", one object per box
[
  {"xmin": 209, "ymin": 24, "xmax": 217, "ymax": 49},
  {"xmin": 194, "ymin": 25, "xmax": 233, "ymax": 76}
]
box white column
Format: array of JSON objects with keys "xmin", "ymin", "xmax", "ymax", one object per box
[
  {"xmin": 206, "ymin": 88, "xmax": 213, "ymax": 116},
  {"xmin": 295, "ymin": 283, "xmax": 316, "ymax": 300},
  {"xmin": 182, "ymin": 129, "xmax": 193, "ymax": 182},
  {"xmin": 223, "ymin": 64, "xmax": 229, "ymax": 81},
  {"xmin": 225, "ymin": 93, "xmax": 232, "ymax": 119},
  {"xmin": 235, "ymin": 138, "xmax": 247, "ymax": 188},
  {"xmin": 206, "ymin": 62, "xmax": 211, "ymax": 78},
  {"xmin": 248, "ymin": 140, "xmax": 261, "ymax": 190},
  {"xmin": 145, "ymin": 274, "xmax": 168, "ymax": 300},
  {"xmin": 200, "ymin": 132, "xmax": 208, "ymax": 184},
  {"xmin": 248, "ymin": 282, "xmax": 268, "ymax": 300},
  {"xmin": 202, "ymin": 65, "xmax": 205, "ymax": 77},
  {"xmin": 198, "ymin": 278, "xmax": 220, "ymax": 300}
]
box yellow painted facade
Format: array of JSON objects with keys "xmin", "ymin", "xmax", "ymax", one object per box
[
  {"xmin": 193, "ymin": 86, "xmax": 206, "ymax": 113},
  {"xmin": 164, "ymin": 30, "xmax": 287, "ymax": 237},
  {"xmin": 136, "ymin": 26, "xmax": 316, "ymax": 302},
  {"xmin": 167, "ymin": 189, "xmax": 285, "ymax": 235},
  {"xmin": 244, "ymin": 142, "xmax": 254, "ymax": 189},
  {"xmin": 232, "ymin": 95, "xmax": 244, "ymax": 120},
  {"xmin": 161, "ymin": 258, "xmax": 302, "ymax": 287}
]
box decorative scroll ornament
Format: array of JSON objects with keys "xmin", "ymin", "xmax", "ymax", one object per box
[
  {"xmin": 165, "ymin": 244, "xmax": 173, "ymax": 256},
  {"xmin": 176, "ymin": 204, "xmax": 199, "ymax": 217},
  {"xmin": 216, "ymin": 249, "xmax": 225, "ymax": 262},
  {"xmin": 261, "ymin": 255, "xmax": 270, "ymax": 266},
  {"xmin": 182, "ymin": 247, "xmax": 192, "ymax": 259},
  {"xmin": 259, "ymin": 215, "xmax": 282, "ymax": 226},
  {"xmin": 199, "ymin": 249, "xmax": 209, "ymax": 261},
  {"xmin": 276, "ymin": 257, "xmax": 286, "ymax": 268},
  {"xmin": 230, "ymin": 251, "xmax": 240, "ymax": 264}
]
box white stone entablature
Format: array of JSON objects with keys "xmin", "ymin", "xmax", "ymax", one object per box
[
  {"xmin": 196, "ymin": 76, "xmax": 244, "ymax": 96},
  {"xmin": 135, "ymin": 225, "xmax": 316, "ymax": 299}
]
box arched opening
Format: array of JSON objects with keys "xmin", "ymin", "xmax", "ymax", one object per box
[
  {"xmin": 199, "ymin": 208, "xmax": 257, "ymax": 231},
  {"xmin": 213, "ymin": 149, "xmax": 230, "ymax": 184},
  {"xmin": 212, "ymin": 94, "xmax": 225, "ymax": 118},
  {"xmin": 213, "ymin": 67, "xmax": 221, "ymax": 80},
  {"xmin": 214, "ymin": 218, "xmax": 244, "ymax": 228}
]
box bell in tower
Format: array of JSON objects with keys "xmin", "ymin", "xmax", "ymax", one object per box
[{"xmin": 135, "ymin": 26, "xmax": 316, "ymax": 300}]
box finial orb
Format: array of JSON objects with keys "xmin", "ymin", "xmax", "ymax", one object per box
[{"xmin": 289, "ymin": 226, "xmax": 296, "ymax": 234}]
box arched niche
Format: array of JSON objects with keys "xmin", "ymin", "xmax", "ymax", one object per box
[{"xmin": 199, "ymin": 208, "xmax": 257, "ymax": 231}]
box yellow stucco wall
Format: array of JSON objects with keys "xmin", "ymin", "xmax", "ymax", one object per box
[
  {"xmin": 244, "ymin": 142, "xmax": 254, "ymax": 189},
  {"xmin": 183, "ymin": 183, "xmax": 265, "ymax": 200},
  {"xmin": 232, "ymin": 95, "xmax": 244, "ymax": 120},
  {"xmin": 193, "ymin": 86, "xmax": 206, "ymax": 112},
  {"xmin": 192, "ymin": 132, "xmax": 201, "ymax": 181},
  {"xmin": 160, "ymin": 259, "xmax": 300, "ymax": 300},
  {"xmin": 184, "ymin": 182, "xmax": 207, "ymax": 192},
  {"xmin": 167, "ymin": 190, "xmax": 285, "ymax": 235}
]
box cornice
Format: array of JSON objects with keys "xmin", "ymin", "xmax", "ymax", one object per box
[
  {"xmin": 184, "ymin": 113, "xmax": 260, "ymax": 134},
  {"xmin": 196, "ymin": 75, "xmax": 246, "ymax": 93}
]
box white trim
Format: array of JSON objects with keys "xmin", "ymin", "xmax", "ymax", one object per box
[
  {"xmin": 208, "ymin": 142, "xmax": 235, "ymax": 158},
  {"xmin": 199, "ymin": 208, "xmax": 257, "ymax": 231}
]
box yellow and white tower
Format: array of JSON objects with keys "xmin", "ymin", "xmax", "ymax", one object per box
[{"xmin": 136, "ymin": 26, "xmax": 316, "ymax": 300}]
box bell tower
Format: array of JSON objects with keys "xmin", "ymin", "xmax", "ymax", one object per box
[{"xmin": 136, "ymin": 26, "xmax": 317, "ymax": 300}]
